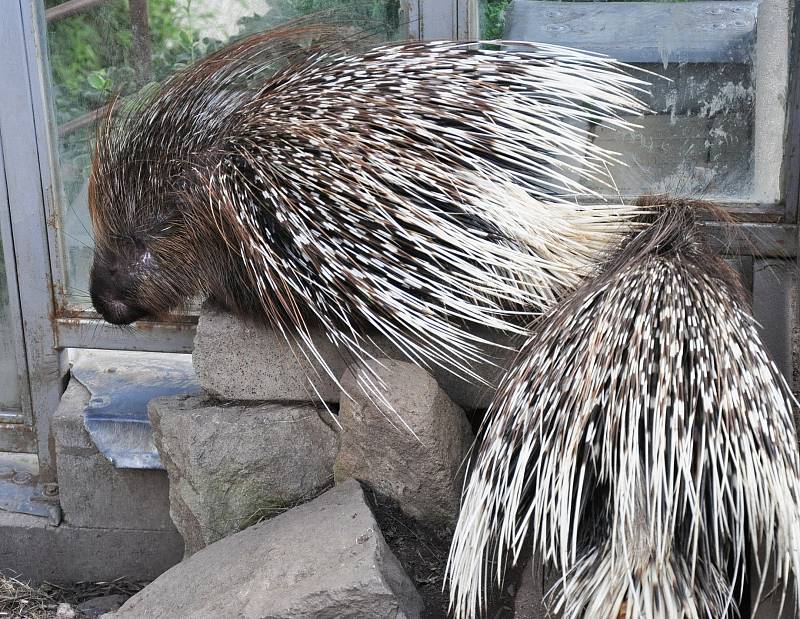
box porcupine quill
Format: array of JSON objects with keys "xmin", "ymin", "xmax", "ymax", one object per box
[
  {"xmin": 447, "ymin": 198, "xmax": 800, "ymax": 618},
  {"xmin": 87, "ymin": 21, "xmax": 648, "ymax": 425}
]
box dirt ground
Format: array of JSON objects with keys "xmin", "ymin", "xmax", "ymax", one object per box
[{"xmin": 367, "ymin": 487, "xmax": 521, "ymax": 619}]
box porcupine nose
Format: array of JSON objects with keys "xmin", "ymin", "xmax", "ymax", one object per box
[{"xmin": 89, "ymin": 253, "xmax": 147, "ymax": 325}]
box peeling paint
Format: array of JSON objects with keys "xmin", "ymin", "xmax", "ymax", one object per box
[{"xmin": 698, "ymin": 81, "xmax": 755, "ymax": 118}]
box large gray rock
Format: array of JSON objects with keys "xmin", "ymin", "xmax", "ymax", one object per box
[
  {"xmin": 108, "ymin": 480, "xmax": 423, "ymax": 619},
  {"xmin": 193, "ymin": 304, "xmax": 510, "ymax": 409},
  {"xmin": 335, "ymin": 359, "xmax": 474, "ymax": 527},
  {"xmin": 149, "ymin": 395, "xmax": 338, "ymax": 555}
]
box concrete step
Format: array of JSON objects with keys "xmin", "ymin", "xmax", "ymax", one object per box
[
  {"xmin": 52, "ymin": 378, "xmax": 177, "ymax": 532},
  {"xmin": 0, "ymin": 367, "xmax": 187, "ymax": 585},
  {"xmin": 0, "ymin": 508, "xmax": 181, "ymax": 585}
]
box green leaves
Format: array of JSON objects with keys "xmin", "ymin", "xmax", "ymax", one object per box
[{"xmin": 87, "ymin": 68, "xmax": 112, "ymax": 93}]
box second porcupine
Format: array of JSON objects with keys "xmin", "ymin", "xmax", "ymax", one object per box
[
  {"xmin": 87, "ymin": 22, "xmax": 648, "ymax": 396},
  {"xmin": 447, "ymin": 199, "xmax": 800, "ymax": 618}
]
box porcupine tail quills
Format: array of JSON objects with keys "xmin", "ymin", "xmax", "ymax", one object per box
[{"xmin": 447, "ymin": 201, "xmax": 800, "ymax": 618}]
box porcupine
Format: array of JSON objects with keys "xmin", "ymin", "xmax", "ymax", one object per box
[
  {"xmin": 447, "ymin": 198, "xmax": 800, "ymax": 618},
  {"xmin": 87, "ymin": 21, "xmax": 648, "ymax": 412}
]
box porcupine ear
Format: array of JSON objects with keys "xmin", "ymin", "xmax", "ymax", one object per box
[{"xmin": 447, "ymin": 199, "xmax": 800, "ymax": 618}]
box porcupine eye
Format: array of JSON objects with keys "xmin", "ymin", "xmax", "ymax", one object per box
[{"xmin": 89, "ymin": 237, "xmax": 152, "ymax": 325}]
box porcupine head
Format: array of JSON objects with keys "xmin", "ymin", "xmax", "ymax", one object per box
[
  {"xmin": 87, "ymin": 148, "xmax": 261, "ymax": 326},
  {"xmin": 87, "ymin": 29, "xmax": 309, "ymax": 326},
  {"xmin": 87, "ymin": 139, "xmax": 257, "ymax": 327}
]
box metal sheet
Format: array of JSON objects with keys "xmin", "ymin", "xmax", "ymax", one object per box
[
  {"xmin": 70, "ymin": 350, "xmax": 201, "ymax": 470},
  {"xmin": 0, "ymin": 452, "xmax": 60, "ymax": 523}
]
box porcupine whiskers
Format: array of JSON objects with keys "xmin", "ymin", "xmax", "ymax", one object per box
[{"xmin": 447, "ymin": 199, "xmax": 800, "ymax": 618}]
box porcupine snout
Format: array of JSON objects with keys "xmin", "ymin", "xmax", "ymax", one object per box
[{"xmin": 89, "ymin": 238, "xmax": 151, "ymax": 325}]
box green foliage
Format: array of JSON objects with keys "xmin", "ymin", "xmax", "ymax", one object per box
[
  {"xmin": 481, "ymin": 0, "xmax": 511, "ymax": 40},
  {"xmin": 45, "ymin": 0, "xmax": 211, "ymax": 124},
  {"xmin": 46, "ymin": 0, "xmax": 220, "ymax": 201},
  {"xmin": 47, "ymin": 0, "xmax": 399, "ymax": 126},
  {"xmin": 236, "ymin": 0, "xmax": 401, "ymax": 39},
  {"xmin": 46, "ymin": 0, "xmax": 400, "ymax": 203}
]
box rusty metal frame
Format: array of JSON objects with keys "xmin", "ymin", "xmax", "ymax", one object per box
[
  {"xmin": 406, "ymin": 0, "xmax": 477, "ymax": 40},
  {"xmin": 0, "ymin": 0, "xmax": 68, "ymax": 480},
  {"xmin": 785, "ymin": 0, "xmax": 800, "ymax": 226}
]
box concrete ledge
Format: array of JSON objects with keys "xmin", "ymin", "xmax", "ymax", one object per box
[
  {"xmin": 0, "ymin": 509, "xmax": 182, "ymax": 585},
  {"xmin": 52, "ymin": 378, "xmax": 175, "ymax": 532}
]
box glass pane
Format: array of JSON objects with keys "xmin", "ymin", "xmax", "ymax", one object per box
[
  {"xmin": 482, "ymin": 0, "xmax": 788, "ymax": 204},
  {"xmin": 45, "ymin": 0, "xmax": 402, "ymax": 310},
  {"xmin": 0, "ymin": 232, "xmax": 22, "ymax": 414}
]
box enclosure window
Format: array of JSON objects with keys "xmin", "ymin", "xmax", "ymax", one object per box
[{"xmin": 483, "ymin": 0, "xmax": 789, "ymax": 214}]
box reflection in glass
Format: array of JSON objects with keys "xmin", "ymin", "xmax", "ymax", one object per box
[
  {"xmin": 482, "ymin": 0, "xmax": 785, "ymax": 203},
  {"xmin": 0, "ymin": 232, "xmax": 21, "ymax": 413}
]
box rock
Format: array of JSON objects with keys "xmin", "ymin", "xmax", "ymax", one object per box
[
  {"xmin": 193, "ymin": 304, "xmax": 510, "ymax": 409},
  {"xmin": 335, "ymin": 359, "xmax": 474, "ymax": 527},
  {"xmin": 108, "ymin": 480, "xmax": 423, "ymax": 619},
  {"xmin": 148, "ymin": 395, "xmax": 338, "ymax": 555},
  {"xmin": 56, "ymin": 603, "xmax": 76, "ymax": 619},
  {"xmin": 76, "ymin": 594, "xmax": 126, "ymax": 618}
]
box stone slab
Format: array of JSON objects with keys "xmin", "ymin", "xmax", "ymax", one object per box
[
  {"xmin": 193, "ymin": 305, "xmax": 512, "ymax": 410},
  {"xmin": 0, "ymin": 509, "xmax": 183, "ymax": 585},
  {"xmin": 335, "ymin": 359, "xmax": 474, "ymax": 526},
  {"xmin": 149, "ymin": 395, "xmax": 338, "ymax": 555},
  {"xmin": 52, "ymin": 378, "xmax": 175, "ymax": 532},
  {"xmin": 109, "ymin": 480, "xmax": 422, "ymax": 618}
]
